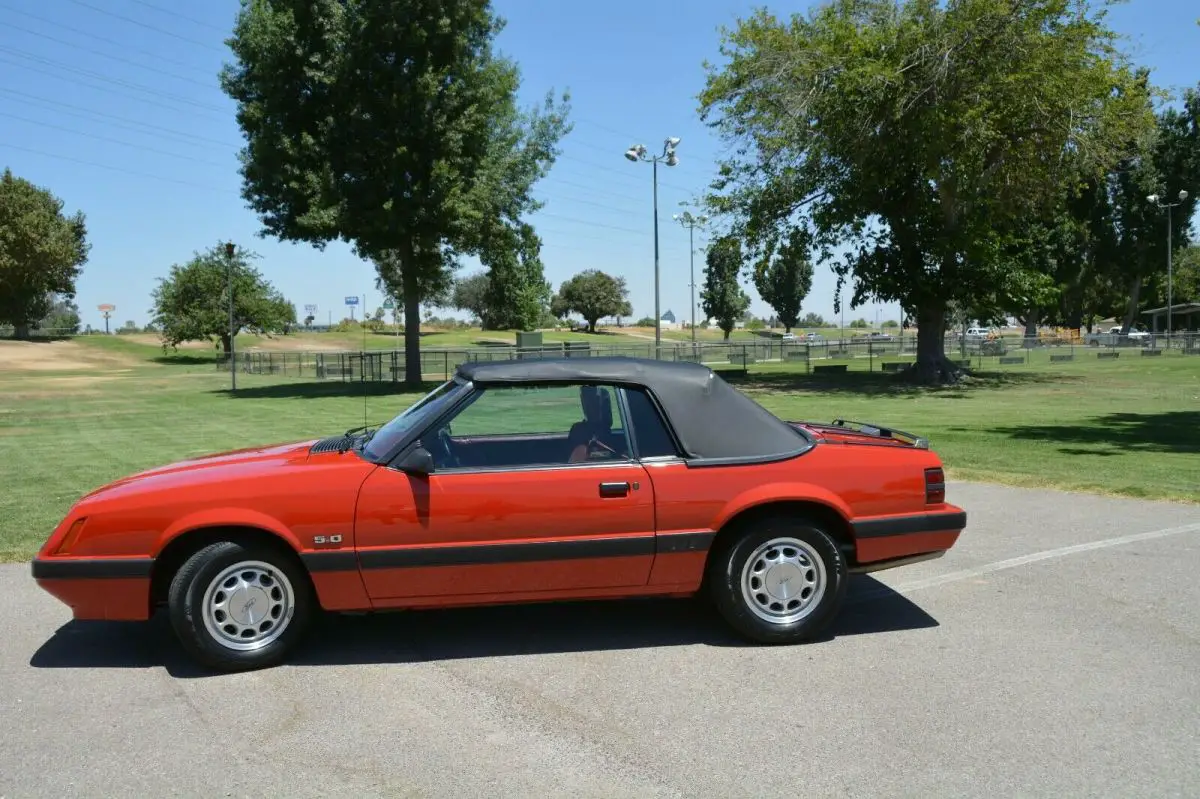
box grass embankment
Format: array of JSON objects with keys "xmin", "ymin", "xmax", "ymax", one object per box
[{"xmin": 0, "ymin": 335, "xmax": 1195, "ymax": 561}]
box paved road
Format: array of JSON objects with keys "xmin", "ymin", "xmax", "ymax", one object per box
[{"xmin": 2, "ymin": 482, "xmax": 1198, "ymax": 798}]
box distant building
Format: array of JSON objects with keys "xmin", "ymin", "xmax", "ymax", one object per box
[{"xmin": 659, "ymin": 309, "xmax": 681, "ymax": 330}]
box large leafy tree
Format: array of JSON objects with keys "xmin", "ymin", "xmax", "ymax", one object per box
[
  {"xmin": 220, "ymin": 0, "xmax": 570, "ymax": 386},
  {"xmin": 1104, "ymin": 85, "xmax": 1200, "ymax": 330},
  {"xmin": 701, "ymin": 235, "xmax": 751, "ymax": 339},
  {"xmin": 0, "ymin": 168, "xmax": 89, "ymax": 339},
  {"xmin": 553, "ymin": 269, "xmax": 632, "ymax": 333},
  {"xmin": 697, "ymin": 0, "xmax": 1152, "ymax": 382},
  {"xmin": 151, "ymin": 242, "xmax": 295, "ymax": 354},
  {"xmin": 480, "ymin": 221, "xmax": 551, "ymax": 331},
  {"xmin": 1175, "ymin": 245, "xmax": 1200, "ymax": 304},
  {"xmin": 752, "ymin": 227, "xmax": 813, "ymax": 332},
  {"xmin": 450, "ymin": 271, "xmax": 495, "ymax": 327}
]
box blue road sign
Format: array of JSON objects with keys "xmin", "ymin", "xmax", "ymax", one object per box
[{"xmin": 344, "ymin": 296, "xmax": 359, "ymax": 305}]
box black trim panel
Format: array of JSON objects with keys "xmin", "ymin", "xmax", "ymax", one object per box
[
  {"xmin": 301, "ymin": 551, "xmax": 359, "ymax": 572},
  {"xmin": 852, "ymin": 511, "xmax": 967, "ymax": 539},
  {"xmin": 31, "ymin": 557, "xmax": 153, "ymax": 580},
  {"xmin": 358, "ymin": 535, "xmax": 656, "ymax": 570},
  {"xmin": 656, "ymin": 531, "xmax": 716, "ymax": 554}
]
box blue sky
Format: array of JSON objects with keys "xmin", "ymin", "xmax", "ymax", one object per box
[{"xmin": 2, "ymin": 0, "xmax": 1197, "ymax": 332}]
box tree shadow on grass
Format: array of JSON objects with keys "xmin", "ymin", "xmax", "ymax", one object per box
[
  {"xmin": 208, "ymin": 380, "xmax": 444, "ymax": 400},
  {"xmin": 152, "ymin": 353, "xmax": 217, "ymax": 366},
  {"xmin": 987, "ymin": 411, "xmax": 1200, "ymax": 455},
  {"xmin": 725, "ymin": 368, "xmax": 1075, "ymax": 399},
  {"xmin": 28, "ymin": 575, "xmax": 938, "ymax": 678}
]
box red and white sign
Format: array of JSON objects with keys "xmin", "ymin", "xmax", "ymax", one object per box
[{"xmin": 97, "ymin": 304, "xmax": 116, "ymax": 312}]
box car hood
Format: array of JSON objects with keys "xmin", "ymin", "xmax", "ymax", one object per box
[{"xmin": 80, "ymin": 439, "xmax": 321, "ymax": 500}]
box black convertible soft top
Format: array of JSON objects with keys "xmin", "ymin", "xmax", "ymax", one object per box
[{"xmin": 456, "ymin": 356, "xmax": 811, "ymax": 464}]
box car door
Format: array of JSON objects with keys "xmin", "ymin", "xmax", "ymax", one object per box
[{"xmin": 354, "ymin": 382, "xmax": 656, "ymax": 602}]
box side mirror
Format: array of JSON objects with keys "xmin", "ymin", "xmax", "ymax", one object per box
[{"xmin": 397, "ymin": 445, "xmax": 434, "ymax": 475}]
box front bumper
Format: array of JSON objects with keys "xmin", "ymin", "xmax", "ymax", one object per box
[{"xmin": 31, "ymin": 557, "xmax": 154, "ymax": 621}]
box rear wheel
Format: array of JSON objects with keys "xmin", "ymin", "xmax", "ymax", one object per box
[
  {"xmin": 707, "ymin": 517, "xmax": 847, "ymax": 643},
  {"xmin": 167, "ymin": 541, "xmax": 313, "ymax": 672}
]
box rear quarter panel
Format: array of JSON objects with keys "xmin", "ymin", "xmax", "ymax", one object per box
[{"xmin": 643, "ymin": 441, "xmax": 956, "ymax": 586}]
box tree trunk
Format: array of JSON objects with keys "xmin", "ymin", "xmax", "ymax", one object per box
[
  {"xmin": 13, "ymin": 323, "xmax": 30, "ymax": 340},
  {"xmin": 219, "ymin": 333, "xmax": 232, "ymax": 354},
  {"xmin": 1120, "ymin": 275, "xmax": 1142, "ymax": 333},
  {"xmin": 587, "ymin": 318, "xmax": 597, "ymax": 333},
  {"xmin": 1022, "ymin": 310, "xmax": 1039, "ymax": 348},
  {"xmin": 403, "ymin": 265, "xmax": 422, "ymax": 388},
  {"xmin": 913, "ymin": 299, "xmax": 960, "ymax": 384}
]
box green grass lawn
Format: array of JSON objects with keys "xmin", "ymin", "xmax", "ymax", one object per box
[{"xmin": 1, "ymin": 337, "xmax": 1196, "ymax": 562}]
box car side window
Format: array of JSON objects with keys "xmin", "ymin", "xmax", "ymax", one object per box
[
  {"xmin": 622, "ymin": 387, "xmax": 680, "ymax": 459},
  {"xmin": 427, "ymin": 383, "xmax": 632, "ymax": 470}
]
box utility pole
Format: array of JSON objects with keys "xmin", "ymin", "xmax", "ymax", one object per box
[
  {"xmin": 673, "ymin": 211, "xmax": 708, "ymax": 346},
  {"xmin": 625, "ymin": 138, "xmax": 680, "ymax": 359},
  {"xmin": 225, "ymin": 241, "xmax": 236, "ymax": 391}
]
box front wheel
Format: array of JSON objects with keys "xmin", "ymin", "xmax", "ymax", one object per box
[
  {"xmin": 707, "ymin": 519, "xmax": 848, "ymax": 643},
  {"xmin": 167, "ymin": 541, "xmax": 313, "ymax": 672}
]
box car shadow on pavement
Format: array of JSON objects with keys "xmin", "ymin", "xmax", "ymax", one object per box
[{"xmin": 27, "ymin": 575, "xmax": 937, "ymax": 677}]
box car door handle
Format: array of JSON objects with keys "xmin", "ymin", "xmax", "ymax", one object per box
[{"xmin": 598, "ymin": 481, "xmax": 630, "ymax": 498}]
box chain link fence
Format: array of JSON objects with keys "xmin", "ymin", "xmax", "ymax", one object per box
[{"xmin": 213, "ymin": 331, "xmax": 1200, "ymax": 384}]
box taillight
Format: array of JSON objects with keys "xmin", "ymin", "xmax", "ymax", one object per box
[{"xmin": 924, "ymin": 467, "xmax": 945, "ymax": 504}]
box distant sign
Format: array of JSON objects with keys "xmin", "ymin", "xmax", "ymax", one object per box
[
  {"xmin": 382, "ymin": 298, "xmax": 395, "ymax": 310},
  {"xmin": 97, "ymin": 303, "xmax": 115, "ymax": 312},
  {"xmin": 304, "ymin": 304, "xmax": 317, "ymax": 314},
  {"xmin": 344, "ymin": 296, "xmax": 359, "ymax": 306}
]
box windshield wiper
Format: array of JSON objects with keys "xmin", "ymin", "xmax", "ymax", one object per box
[{"xmin": 337, "ymin": 421, "xmax": 387, "ymax": 453}]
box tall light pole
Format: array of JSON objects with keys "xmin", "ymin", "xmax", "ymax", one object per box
[
  {"xmin": 1147, "ymin": 189, "xmax": 1189, "ymax": 345},
  {"xmin": 673, "ymin": 210, "xmax": 707, "ymax": 344},
  {"xmin": 224, "ymin": 241, "xmax": 236, "ymax": 391},
  {"xmin": 626, "ymin": 137, "xmax": 680, "ymax": 359}
]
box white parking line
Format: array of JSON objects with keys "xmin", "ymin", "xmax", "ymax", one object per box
[{"xmin": 852, "ymin": 521, "xmax": 1200, "ymax": 603}]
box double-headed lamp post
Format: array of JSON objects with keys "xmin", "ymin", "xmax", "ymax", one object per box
[
  {"xmin": 672, "ymin": 210, "xmax": 707, "ymax": 344},
  {"xmin": 625, "ymin": 137, "xmax": 680, "ymax": 359},
  {"xmin": 1147, "ymin": 189, "xmax": 1189, "ymax": 345}
]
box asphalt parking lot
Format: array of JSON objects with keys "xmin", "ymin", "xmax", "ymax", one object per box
[{"xmin": 2, "ymin": 481, "xmax": 1198, "ymax": 798}]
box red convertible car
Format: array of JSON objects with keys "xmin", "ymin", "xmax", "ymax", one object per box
[{"xmin": 32, "ymin": 357, "xmax": 966, "ymax": 671}]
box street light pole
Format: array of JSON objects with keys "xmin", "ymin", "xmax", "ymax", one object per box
[
  {"xmin": 625, "ymin": 138, "xmax": 680, "ymax": 359},
  {"xmin": 673, "ymin": 210, "xmax": 708, "ymax": 345},
  {"xmin": 1148, "ymin": 189, "xmax": 1189, "ymax": 346},
  {"xmin": 224, "ymin": 241, "xmax": 236, "ymax": 392}
]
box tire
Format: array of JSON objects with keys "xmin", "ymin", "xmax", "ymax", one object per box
[
  {"xmin": 167, "ymin": 540, "xmax": 313, "ymax": 672},
  {"xmin": 706, "ymin": 517, "xmax": 847, "ymax": 644}
]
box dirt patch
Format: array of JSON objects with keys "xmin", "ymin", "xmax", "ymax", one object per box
[{"xmin": 0, "ymin": 340, "xmax": 142, "ymax": 374}]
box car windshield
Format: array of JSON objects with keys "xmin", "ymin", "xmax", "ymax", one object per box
[{"xmin": 361, "ymin": 378, "xmax": 463, "ymax": 461}]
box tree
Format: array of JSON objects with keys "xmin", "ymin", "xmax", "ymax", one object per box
[
  {"xmin": 481, "ymin": 222, "xmax": 551, "ymax": 331},
  {"xmin": 799, "ymin": 312, "xmax": 826, "ymax": 327},
  {"xmin": 1175, "ymin": 245, "xmax": 1200, "ymax": 304},
  {"xmin": 151, "ymin": 242, "xmax": 295, "ymax": 354},
  {"xmin": 0, "ymin": 169, "xmax": 89, "ymax": 339},
  {"xmin": 220, "ymin": 0, "xmax": 571, "ymax": 386},
  {"xmin": 39, "ymin": 295, "xmax": 81, "ymax": 334},
  {"xmin": 553, "ymin": 270, "xmax": 632, "ymax": 333},
  {"xmin": 752, "ymin": 227, "xmax": 813, "ymax": 332},
  {"xmin": 698, "ymin": 0, "xmax": 1153, "ymax": 382},
  {"xmin": 701, "ymin": 235, "xmax": 750, "ymax": 340},
  {"xmin": 451, "ymin": 272, "xmax": 495, "ymax": 328}
]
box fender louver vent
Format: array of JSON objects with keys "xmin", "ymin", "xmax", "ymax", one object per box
[{"xmin": 309, "ymin": 435, "xmax": 352, "ymax": 454}]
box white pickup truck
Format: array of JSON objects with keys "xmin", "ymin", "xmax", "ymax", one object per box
[{"xmin": 1084, "ymin": 326, "xmax": 1151, "ymax": 346}]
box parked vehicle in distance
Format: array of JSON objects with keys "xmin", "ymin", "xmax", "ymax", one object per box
[
  {"xmin": 1083, "ymin": 326, "xmax": 1151, "ymax": 346},
  {"xmin": 32, "ymin": 357, "xmax": 967, "ymax": 672}
]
